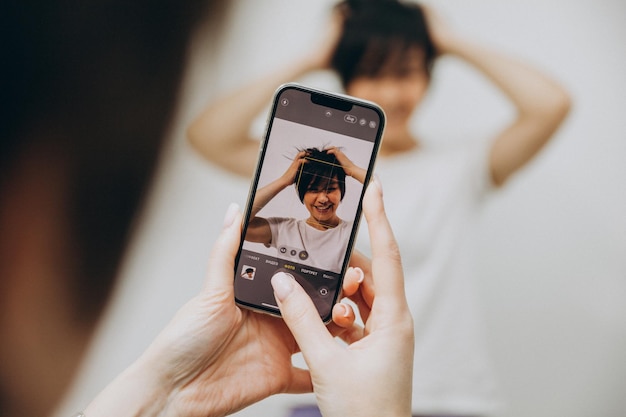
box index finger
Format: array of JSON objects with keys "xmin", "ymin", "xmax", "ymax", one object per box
[
  {"xmin": 271, "ymin": 273, "xmax": 336, "ymax": 366},
  {"xmin": 361, "ymin": 178, "xmax": 407, "ymax": 307}
]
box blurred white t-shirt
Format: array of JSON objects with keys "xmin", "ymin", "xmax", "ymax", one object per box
[{"xmin": 357, "ymin": 141, "xmax": 503, "ymax": 416}]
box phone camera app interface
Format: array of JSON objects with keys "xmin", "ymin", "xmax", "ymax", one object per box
[{"xmin": 235, "ymin": 87, "xmax": 382, "ymax": 320}]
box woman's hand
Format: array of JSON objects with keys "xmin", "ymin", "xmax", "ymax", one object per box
[
  {"xmin": 422, "ymin": 5, "xmax": 460, "ymax": 56},
  {"xmin": 327, "ymin": 147, "xmax": 367, "ymax": 184},
  {"xmin": 84, "ymin": 203, "xmax": 363, "ymax": 417},
  {"xmin": 247, "ymin": 150, "xmax": 307, "ymax": 226},
  {"xmin": 278, "ymin": 150, "xmax": 308, "ymax": 187},
  {"xmin": 272, "ymin": 178, "xmax": 414, "ymax": 417}
]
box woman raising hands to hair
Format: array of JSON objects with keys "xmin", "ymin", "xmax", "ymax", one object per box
[{"xmin": 188, "ymin": 1, "xmax": 570, "ymax": 415}]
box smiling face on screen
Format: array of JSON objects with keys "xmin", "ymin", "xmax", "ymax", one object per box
[
  {"xmin": 303, "ymin": 176, "xmax": 343, "ymax": 229},
  {"xmin": 295, "ymin": 148, "xmax": 347, "ymax": 230}
]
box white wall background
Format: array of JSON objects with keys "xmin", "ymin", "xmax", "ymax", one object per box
[{"xmin": 55, "ymin": 1, "xmax": 626, "ymax": 416}]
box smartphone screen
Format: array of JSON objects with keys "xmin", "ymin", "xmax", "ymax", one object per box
[{"xmin": 234, "ymin": 84, "xmax": 385, "ymax": 322}]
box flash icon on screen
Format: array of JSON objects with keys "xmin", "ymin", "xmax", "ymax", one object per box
[{"xmin": 369, "ymin": 121, "xmax": 377, "ymax": 128}]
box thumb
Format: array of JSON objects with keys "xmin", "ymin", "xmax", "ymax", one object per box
[{"xmin": 271, "ymin": 273, "xmax": 335, "ymax": 362}]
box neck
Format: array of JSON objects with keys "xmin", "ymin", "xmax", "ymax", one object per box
[{"xmin": 306, "ymin": 217, "xmax": 340, "ymax": 230}]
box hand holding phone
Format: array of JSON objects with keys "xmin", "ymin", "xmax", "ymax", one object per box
[
  {"xmin": 234, "ymin": 84, "xmax": 385, "ymax": 322},
  {"xmin": 84, "ymin": 203, "xmax": 369, "ymax": 417},
  {"xmin": 272, "ymin": 178, "xmax": 415, "ymax": 417}
]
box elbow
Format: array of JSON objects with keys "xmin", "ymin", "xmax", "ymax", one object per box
[
  {"xmin": 186, "ymin": 119, "xmax": 216, "ymax": 161},
  {"xmin": 542, "ymin": 83, "xmax": 573, "ymax": 126},
  {"xmin": 521, "ymin": 86, "xmax": 573, "ymax": 131},
  {"xmin": 186, "ymin": 120, "xmax": 202, "ymax": 151},
  {"xmin": 551, "ymin": 88, "xmax": 572, "ymax": 123}
]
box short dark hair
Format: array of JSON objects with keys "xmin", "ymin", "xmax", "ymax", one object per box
[
  {"xmin": 331, "ymin": 0, "xmax": 437, "ymax": 87},
  {"xmin": 295, "ymin": 148, "xmax": 346, "ymax": 203}
]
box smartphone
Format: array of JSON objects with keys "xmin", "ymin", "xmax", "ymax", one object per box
[{"xmin": 234, "ymin": 83, "xmax": 385, "ymax": 323}]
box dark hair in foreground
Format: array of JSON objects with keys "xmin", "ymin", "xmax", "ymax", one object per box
[
  {"xmin": 1, "ymin": 0, "xmax": 226, "ymax": 323},
  {"xmin": 331, "ymin": 0, "xmax": 437, "ymax": 87},
  {"xmin": 295, "ymin": 148, "xmax": 347, "ymax": 203}
]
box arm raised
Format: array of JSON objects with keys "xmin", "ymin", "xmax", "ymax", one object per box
[
  {"xmin": 427, "ymin": 8, "xmax": 571, "ymax": 186},
  {"xmin": 187, "ymin": 12, "xmax": 343, "ymax": 177}
]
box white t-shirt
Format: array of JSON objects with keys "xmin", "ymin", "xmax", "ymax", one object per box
[
  {"xmin": 268, "ymin": 217, "xmax": 353, "ymax": 273},
  {"xmin": 356, "ymin": 142, "xmax": 503, "ymax": 415}
]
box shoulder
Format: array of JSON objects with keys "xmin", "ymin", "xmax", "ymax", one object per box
[
  {"xmin": 267, "ymin": 217, "xmax": 300, "ymax": 227},
  {"xmin": 337, "ymin": 219, "xmax": 353, "ymax": 233}
]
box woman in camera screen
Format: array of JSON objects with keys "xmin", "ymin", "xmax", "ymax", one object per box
[{"xmin": 244, "ymin": 146, "xmax": 365, "ymax": 273}]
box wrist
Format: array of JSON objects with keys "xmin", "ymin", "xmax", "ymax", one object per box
[
  {"xmin": 84, "ymin": 356, "xmax": 170, "ymax": 417},
  {"xmin": 438, "ymin": 34, "xmax": 478, "ymax": 59},
  {"xmin": 434, "ymin": 34, "xmax": 463, "ymax": 56},
  {"xmin": 277, "ymin": 175, "xmax": 295, "ymax": 190}
]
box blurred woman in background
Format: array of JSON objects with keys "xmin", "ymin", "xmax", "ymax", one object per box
[
  {"xmin": 1, "ymin": 1, "xmax": 415, "ymax": 416},
  {"xmin": 188, "ymin": 0, "xmax": 570, "ymax": 415}
]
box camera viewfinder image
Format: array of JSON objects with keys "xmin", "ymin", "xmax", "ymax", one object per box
[
  {"xmin": 240, "ymin": 266, "xmax": 256, "ymax": 280},
  {"xmin": 234, "ymin": 90, "xmax": 381, "ymax": 321}
]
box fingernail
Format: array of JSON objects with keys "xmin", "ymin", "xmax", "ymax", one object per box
[
  {"xmin": 223, "ymin": 203, "xmax": 239, "ymax": 228},
  {"xmin": 353, "ymin": 267, "xmax": 365, "ymax": 283},
  {"xmin": 271, "ymin": 272, "xmax": 294, "ymax": 301},
  {"xmin": 340, "ymin": 303, "xmax": 351, "ymax": 318}
]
